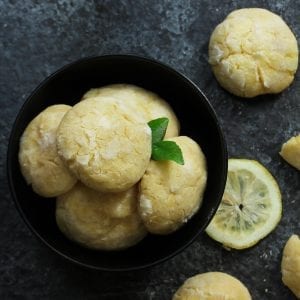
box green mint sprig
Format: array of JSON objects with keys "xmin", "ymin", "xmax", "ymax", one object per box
[{"xmin": 148, "ymin": 117, "xmax": 184, "ymax": 165}]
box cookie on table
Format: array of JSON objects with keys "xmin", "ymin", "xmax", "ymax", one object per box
[
  {"xmin": 209, "ymin": 8, "xmax": 298, "ymax": 97},
  {"xmin": 173, "ymin": 272, "xmax": 252, "ymax": 300},
  {"xmin": 280, "ymin": 135, "xmax": 300, "ymax": 170},
  {"xmin": 281, "ymin": 234, "xmax": 300, "ymax": 298}
]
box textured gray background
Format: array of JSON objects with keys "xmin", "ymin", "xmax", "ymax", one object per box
[{"xmin": 1, "ymin": 0, "xmax": 299, "ymax": 299}]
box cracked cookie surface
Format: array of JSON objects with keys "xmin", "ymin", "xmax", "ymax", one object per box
[
  {"xmin": 19, "ymin": 105, "xmax": 77, "ymax": 197},
  {"xmin": 280, "ymin": 135, "xmax": 300, "ymax": 170},
  {"xmin": 82, "ymin": 84, "xmax": 180, "ymax": 138},
  {"xmin": 281, "ymin": 235, "xmax": 300, "ymax": 298},
  {"xmin": 173, "ymin": 272, "xmax": 252, "ymax": 300},
  {"xmin": 56, "ymin": 183, "xmax": 147, "ymax": 250},
  {"xmin": 209, "ymin": 8, "xmax": 298, "ymax": 97},
  {"xmin": 139, "ymin": 136, "xmax": 207, "ymax": 234},
  {"xmin": 57, "ymin": 97, "xmax": 152, "ymax": 193}
]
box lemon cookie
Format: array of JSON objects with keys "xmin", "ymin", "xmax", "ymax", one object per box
[
  {"xmin": 281, "ymin": 234, "xmax": 300, "ymax": 298},
  {"xmin": 139, "ymin": 136, "xmax": 207, "ymax": 234},
  {"xmin": 19, "ymin": 105, "xmax": 76, "ymax": 197},
  {"xmin": 56, "ymin": 183, "xmax": 147, "ymax": 250},
  {"xmin": 82, "ymin": 84, "xmax": 180, "ymax": 138},
  {"xmin": 280, "ymin": 135, "xmax": 300, "ymax": 170},
  {"xmin": 209, "ymin": 8, "xmax": 298, "ymax": 97},
  {"xmin": 57, "ymin": 97, "xmax": 151, "ymax": 193},
  {"xmin": 173, "ymin": 272, "xmax": 252, "ymax": 300}
]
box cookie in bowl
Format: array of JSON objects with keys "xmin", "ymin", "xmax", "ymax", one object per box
[{"xmin": 19, "ymin": 105, "xmax": 76, "ymax": 197}]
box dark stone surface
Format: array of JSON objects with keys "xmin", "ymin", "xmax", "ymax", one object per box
[{"xmin": 1, "ymin": 0, "xmax": 299, "ymax": 299}]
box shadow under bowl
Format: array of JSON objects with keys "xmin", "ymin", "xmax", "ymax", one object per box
[{"xmin": 7, "ymin": 55, "xmax": 227, "ymax": 271}]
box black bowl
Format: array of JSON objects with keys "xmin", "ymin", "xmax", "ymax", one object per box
[{"xmin": 7, "ymin": 55, "xmax": 227, "ymax": 271}]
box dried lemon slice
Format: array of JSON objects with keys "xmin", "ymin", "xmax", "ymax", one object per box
[{"xmin": 206, "ymin": 158, "xmax": 282, "ymax": 249}]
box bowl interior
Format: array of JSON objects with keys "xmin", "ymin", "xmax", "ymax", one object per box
[{"xmin": 8, "ymin": 55, "xmax": 227, "ymax": 271}]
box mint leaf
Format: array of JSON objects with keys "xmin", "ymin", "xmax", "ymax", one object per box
[
  {"xmin": 148, "ymin": 117, "xmax": 169, "ymax": 144},
  {"xmin": 152, "ymin": 141, "xmax": 184, "ymax": 165},
  {"xmin": 148, "ymin": 117, "xmax": 185, "ymax": 165}
]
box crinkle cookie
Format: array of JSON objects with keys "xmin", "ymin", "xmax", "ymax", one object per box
[
  {"xmin": 56, "ymin": 183, "xmax": 147, "ymax": 250},
  {"xmin": 82, "ymin": 84, "xmax": 180, "ymax": 138},
  {"xmin": 139, "ymin": 136, "xmax": 207, "ymax": 234},
  {"xmin": 281, "ymin": 234, "xmax": 300, "ymax": 298},
  {"xmin": 173, "ymin": 272, "xmax": 252, "ymax": 300},
  {"xmin": 280, "ymin": 135, "xmax": 300, "ymax": 170},
  {"xmin": 19, "ymin": 105, "xmax": 76, "ymax": 197},
  {"xmin": 209, "ymin": 8, "xmax": 298, "ymax": 97},
  {"xmin": 57, "ymin": 97, "xmax": 151, "ymax": 193}
]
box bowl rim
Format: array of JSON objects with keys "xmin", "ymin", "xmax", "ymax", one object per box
[{"xmin": 7, "ymin": 54, "xmax": 228, "ymax": 271}]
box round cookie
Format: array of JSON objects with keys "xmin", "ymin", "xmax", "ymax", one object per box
[
  {"xmin": 19, "ymin": 105, "xmax": 77, "ymax": 197},
  {"xmin": 281, "ymin": 234, "xmax": 300, "ymax": 298},
  {"xmin": 173, "ymin": 272, "xmax": 252, "ymax": 300},
  {"xmin": 209, "ymin": 8, "xmax": 298, "ymax": 97},
  {"xmin": 56, "ymin": 183, "xmax": 147, "ymax": 250},
  {"xmin": 57, "ymin": 97, "xmax": 152, "ymax": 193},
  {"xmin": 82, "ymin": 84, "xmax": 180, "ymax": 138},
  {"xmin": 139, "ymin": 136, "xmax": 207, "ymax": 234},
  {"xmin": 280, "ymin": 135, "xmax": 300, "ymax": 170}
]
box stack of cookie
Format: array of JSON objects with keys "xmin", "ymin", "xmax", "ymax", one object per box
[{"xmin": 18, "ymin": 84, "xmax": 207, "ymax": 250}]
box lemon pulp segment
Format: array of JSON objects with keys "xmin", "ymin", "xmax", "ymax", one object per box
[{"xmin": 206, "ymin": 159, "xmax": 282, "ymax": 249}]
